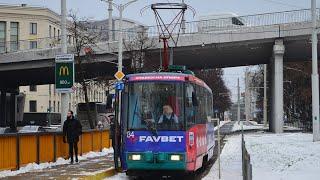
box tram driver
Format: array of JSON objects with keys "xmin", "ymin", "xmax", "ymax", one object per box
[{"xmin": 158, "ymin": 105, "xmax": 179, "ymax": 129}]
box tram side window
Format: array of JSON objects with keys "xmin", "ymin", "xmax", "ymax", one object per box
[
  {"xmin": 185, "ymin": 83, "xmax": 196, "ymax": 128},
  {"xmin": 195, "ymin": 86, "xmax": 207, "ymax": 124}
]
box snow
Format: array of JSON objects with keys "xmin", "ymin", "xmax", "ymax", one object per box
[
  {"xmin": 203, "ymin": 135, "xmax": 243, "ymax": 180},
  {"xmin": 245, "ymin": 133, "xmax": 320, "ymax": 180},
  {"xmin": 232, "ymin": 121, "xmax": 264, "ymax": 132},
  {"xmin": 0, "ymin": 148, "xmax": 113, "ymax": 178},
  {"xmin": 214, "ymin": 120, "xmax": 230, "ymax": 131},
  {"xmin": 106, "ymin": 173, "xmax": 129, "ymax": 180},
  {"xmin": 204, "ymin": 133, "xmax": 320, "ymax": 180}
]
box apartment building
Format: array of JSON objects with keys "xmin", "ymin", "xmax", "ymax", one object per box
[{"xmin": 0, "ymin": 4, "xmax": 63, "ymax": 53}]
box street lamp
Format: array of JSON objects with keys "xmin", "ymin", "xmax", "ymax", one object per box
[
  {"xmin": 101, "ymin": 0, "xmax": 138, "ymax": 170},
  {"xmin": 106, "ymin": 0, "xmax": 138, "ymax": 73}
]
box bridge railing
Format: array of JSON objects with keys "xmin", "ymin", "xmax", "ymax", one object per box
[
  {"xmin": 0, "ymin": 129, "xmax": 110, "ymax": 171},
  {"xmin": 144, "ymin": 8, "xmax": 319, "ymax": 36},
  {"xmin": 0, "ymin": 8, "xmax": 318, "ymax": 54}
]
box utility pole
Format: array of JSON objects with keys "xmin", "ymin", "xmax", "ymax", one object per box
[
  {"xmin": 237, "ymin": 78, "xmax": 241, "ymax": 124},
  {"xmin": 106, "ymin": 0, "xmax": 138, "ymax": 170},
  {"xmin": 108, "ymin": 0, "xmax": 113, "ymax": 41},
  {"xmin": 60, "ymin": 0, "xmax": 69, "ymax": 126},
  {"xmin": 245, "ymin": 72, "xmax": 250, "ymax": 122},
  {"xmin": 311, "ymin": 0, "xmax": 320, "ymax": 141},
  {"xmin": 263, "ymin": 64, "xmax": 268, "ymax": 127},
  {"xmin": 101, "ymin": 0, "xmax": 114, "ymax": 41},
  {"xmin": 181, "ymin": 0, "xmax": 186, "ymax": 34}
]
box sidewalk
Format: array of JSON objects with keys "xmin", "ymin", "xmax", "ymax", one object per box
[{"xmin": 1, "ymin": 152, "xmax": 115, "ymax": 180}]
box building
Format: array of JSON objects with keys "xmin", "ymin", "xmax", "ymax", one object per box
[
  {"xmin": 20, "ymin": 82, "xmax": 107, "ymax": 114},
  {"xmin": 88, "ymin": 17, "xmax": 147, "ymax": 41},
  {"xmin": 1, "ymin": 4, "xmax": 143, "ymax": 114},
  {"xmin": 0, "ymin": 4, "xmax": 62, "ymax": 53}
]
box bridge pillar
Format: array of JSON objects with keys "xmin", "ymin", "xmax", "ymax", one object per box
[
  {"xmin": 0, "ymin": 90, "xmax": 6, "ymax": 127},
  {"xmin": 9, "ymin": 90, "xmax": 18, "ymax": 131},
  {"xmin": 271, "ymin": 39, "xmax": 285, "ymax": 133}
]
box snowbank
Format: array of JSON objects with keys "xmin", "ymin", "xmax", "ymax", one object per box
[
  {"xmin": 214, "ymin": 120, "xmax": 230, "ymax": 131},
  {"xmin": 107, "ymin": 173, "xmax": 129, "ymax": 180},
  {"xmin": 232, "ymin": 121, "xmax": 264, "ymax": 132},
  {"xmin": 245, "ymin": 133, "xmax": 320, "ymax": 180},
  {"xmin": 0, "ymin": 148, "xmax": 113, "ymax": 178}
]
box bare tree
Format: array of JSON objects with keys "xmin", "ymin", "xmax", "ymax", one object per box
[
  {"xmin": 194, "ymin": 69, "xmax": 232, "ymax": 115},
  {"xmin": 123, "ymin": 30, "xmax": 157, "ymax": 73},
  {"xmin": 68, "ymin": 11, "xmax": 100, "ymax": 129}
]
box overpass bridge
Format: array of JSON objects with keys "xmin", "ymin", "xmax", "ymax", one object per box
[{"xmin": 0, "ymin": 8, "xmax": 319, "ymax": 132}]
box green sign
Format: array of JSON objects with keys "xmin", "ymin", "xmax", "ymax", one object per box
[{"xmin": 55, "ymin": 54, "xmax": 74, "ymax": 92}]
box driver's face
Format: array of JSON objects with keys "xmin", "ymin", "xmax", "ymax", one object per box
[{"xmin": 163, "ymin": 106, "xmax": 170, "ymax": 114}]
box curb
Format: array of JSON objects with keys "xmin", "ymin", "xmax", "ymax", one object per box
[{"xmin": 84, "ymin": 168, "xmax": 116, "ymax": 180}]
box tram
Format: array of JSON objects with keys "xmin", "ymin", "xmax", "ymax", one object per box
[{"xmin": 118, "ymin": 69, "xmax": 215, "ymax": 176}]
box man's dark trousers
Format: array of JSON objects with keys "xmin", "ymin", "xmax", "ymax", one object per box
[{"xmin": 69, "ymin": 141, "xmax": 78, "ymax": 162}]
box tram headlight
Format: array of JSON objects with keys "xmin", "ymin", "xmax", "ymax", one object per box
[
  {"xmin": 131, "ymin": 154, "xmax": 141, "ymax": 161},
  {"xmin": 170, "ymin": 154, "xmax": 181, "ymax": 161}
]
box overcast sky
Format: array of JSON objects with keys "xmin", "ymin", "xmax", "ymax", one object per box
[
  {"xmin": 0, "ymin": 0, "xmax": 315, "ymax": 102},
  {"xmin": 0, "ymin": 0, "xmax": 316, "ymax": 25}
]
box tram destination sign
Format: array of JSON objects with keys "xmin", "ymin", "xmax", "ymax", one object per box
[{"xmin": 55, "ymin": 54, "xmax": 74, "ymax": 93}]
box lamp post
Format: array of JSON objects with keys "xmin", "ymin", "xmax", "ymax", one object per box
[
  {"xmin": 60, "ymin": 0, "xmax": 69, "ymax": 126},
  {"xmin": 111, "ymin": 0, "xmax": 138, "ymax": 73},
  {"xmin": 311, "ymin": 0, "xmax": 320, "ymax": 142},
  {"xmin": 101, "ymin": 0, "xmax": 138, "ymax": 170}
]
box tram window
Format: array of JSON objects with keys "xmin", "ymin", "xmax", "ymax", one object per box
[
  {"xmin": 186, "ymin": 83, "xmax": 196, "ymax": 128},
  {"xmin": 195, "ymin": 86, "xmax": 208, "ymax": 124},
  {"xmin": 128, "ymin": 82, "xmax": 185, "ymax": 131}
]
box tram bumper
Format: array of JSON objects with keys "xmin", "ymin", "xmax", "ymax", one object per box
[{"xmin": 126, "ymin": 152, "xmax": 186, "ymax": 170}]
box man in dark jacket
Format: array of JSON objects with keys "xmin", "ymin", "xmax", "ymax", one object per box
[{"xmin": 63, "ymin": 110, "xmax": 82, "ymax": 164}]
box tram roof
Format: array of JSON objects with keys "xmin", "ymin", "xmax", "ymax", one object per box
[{"xmin": 126, "ymin": 72, "xmax": 212, "ymax": 93}]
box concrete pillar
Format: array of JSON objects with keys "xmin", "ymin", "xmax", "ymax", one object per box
[
  {"xmin": 0, "ymin": 90, "xmax": 6, "ymax": 127},
  {"xmin": 9, "ymin": 92, "xmax": 17, "ymax": 131},
  {"xmin": 271, "ymin": 39, "xmax": 285, "ymax": 133}
]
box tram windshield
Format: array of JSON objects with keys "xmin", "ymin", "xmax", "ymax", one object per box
[{"xmin": 127, "ymin": 82, "xmax": 185, "ymax": 131}]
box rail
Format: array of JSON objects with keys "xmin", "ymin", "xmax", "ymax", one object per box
[{"xmin": 0, "ymin": 129, "xmax": 110, "ymax": 171}]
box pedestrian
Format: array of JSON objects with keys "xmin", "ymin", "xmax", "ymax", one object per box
[{"xmin": 63, "ymin": 110, "xmax": 82, "ymax": 164}]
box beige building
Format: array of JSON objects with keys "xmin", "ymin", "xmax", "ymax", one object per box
[
  {"xmin": 0, "ymin": 4, "xmax": 63, "ymax": 53},
  {"xmin": 20, "ymin": 82, "xmax": 107, "ymax": 114},
  {"xmin": 1, "ymin": 4, "xmax": 140, "ymax": 114}
]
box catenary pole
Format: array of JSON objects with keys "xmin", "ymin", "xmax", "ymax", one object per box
[
  {"xmin": 60, "ymin": 0, "xmax": 69, "ymax": 126},
  {"xmin": 237, "ymin": 78, "xmax": 241, "ymax": 124},
  {"xmin": 108, "ymin": 0, "xmax": 113, "ymax": 41},
  {"xmin": 263, "ymin": 64, "xmax": 268, "ymax": 127},
  {"xmin": 311, "ymin": 0, "xmax": 320, "ymax": 141}
]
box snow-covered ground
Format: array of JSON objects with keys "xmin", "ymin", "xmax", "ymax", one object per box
[
  {"xmin": 214, "ymin": 120, "xmax": 230, "ymax": 131},
  {"xmin": 203, "ymin": 135, "xmax": 243, "ymax": 180},
  {"xmin": 204, "ymin": 133, "xmax": 320, "ymax": 180},
  {"xmin": 107, "ymin": 172, "xmax": 128, "ymax": 180},
  {"xmin": 0, "ymin": 148, "xmax": 113, "ymax": 178},
  {"xmin": 232, "ymin": 121, "xmax": 264, "ymax": 132},
  {"xmin": 245, "ymin": 133, "xmax": 320, "ymax": 180}
]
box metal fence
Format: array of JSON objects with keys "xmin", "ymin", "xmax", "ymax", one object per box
[
  {"xmin": 242, "ymin": 132, "xmax": 252, "ymax": 180},
  {"xmin": 144, "ymin": 8, "xmax": 319, "ymax": 36},
  {"xmin": 0, "ymin": 129, "xmax": 110, "ymax": 171}
]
